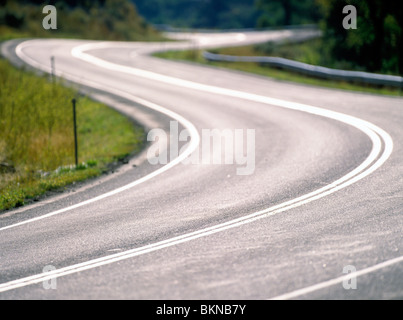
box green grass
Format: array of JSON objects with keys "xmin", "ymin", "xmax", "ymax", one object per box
[
  {"xmin": 154, "ymin": 40, "xmax": 403, "ymax": 97},
  {"xmin": 218, "ymin": 37, "xmax": 402, "ymax": 76},
  {"xmin": 0, "ymin": 26, "xmax": 31, "ymax": 42},
  {"xmin": 0, "ymin": 58, "xmax": 145, "ymax": 211}
]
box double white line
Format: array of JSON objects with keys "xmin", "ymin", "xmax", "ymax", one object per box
[{"xmin": 0, "ymin": 40, "xmax": 398, "ymax": 296}]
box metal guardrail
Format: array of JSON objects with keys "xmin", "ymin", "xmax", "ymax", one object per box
[{"xmin": 203, "ymin": 51, "xmax": 403, "ymax": 88}]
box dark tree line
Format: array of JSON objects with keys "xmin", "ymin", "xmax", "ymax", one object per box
[
  {"xmin": 132, "ymin": 0, "xmax": 320, "ymax": 29},
  {"xmin": 257, "ymin": 0, "xmax": 321, "ymax": 27},
  {"xmin": 317, "ymin": 0, "xmax": 403, "ymax": 75},
  {"xmin": 2, "ymin": 0, "xmax": 400, "ymax": 75},
  {"xmin": 0, "ymin": 0, "xmax": 160, "ymax": 41}
]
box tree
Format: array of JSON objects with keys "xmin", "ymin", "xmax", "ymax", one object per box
[
  {"xmin": 257, "ymin": 0, "xmax": 320, "ymax": 27},
  {"xmin": 0, "ymin": 0, "xmax": 158, "ymax": 41},
  {"xmin": 317, "ymin": 0, "xmax": 403, "ymax": 75},
  {"xmin": 132, "ymin": 0, "xmax": 261, "ymax": 29}
]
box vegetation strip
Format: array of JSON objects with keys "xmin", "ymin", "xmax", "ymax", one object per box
[
  {"xmin": 154, "ymin": 39, "xmax": 403, "ymax": 97},
  {"xmin": 0, "ymin": 58, "xmax": 145, "ymax": 212},
  {"xmin": 202, "ymin": 51, "xmax": 403, "ymax": 88}
]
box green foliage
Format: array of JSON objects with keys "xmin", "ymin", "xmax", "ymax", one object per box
[
  {"xmin": 0, "ymin": 0, "xmax": 162, "ymax": 41},
  {"xmin": 0, "ymin": 58, "xmax": 145, "ymax": 211},
  {"xmin": 256, "ymin": 0, "xmax": 321, "ymax": 27},
  {"xmin": 254, "ymin": 37, "xmax": 358, "ymax": 70},
  {"xmin": 133, "ymin": 0, "xmax": 262, "ymax": 29},
  {"xmin": 154, "ymin": 45, "xmax": 402, "ymax": 96},
  {"xmin": 132, "ymin": 0, "xmax": 321, "ymax": 29},
  {"xmin": 317, "ymin": 0, "xmax": 403, "ymax": 75},
  {"xmin": 0, "ymin": 60, "xmax": 75, "ymax": 171}
]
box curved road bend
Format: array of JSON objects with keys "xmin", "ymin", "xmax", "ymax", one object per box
[{"xmin": 0, "ymin": 29, "xmax": 402, "ymax": 299}]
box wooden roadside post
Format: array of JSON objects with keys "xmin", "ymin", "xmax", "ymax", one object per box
[{"xmin": 72, "ymin": 98, "xmax": 78, "ymax": 167}]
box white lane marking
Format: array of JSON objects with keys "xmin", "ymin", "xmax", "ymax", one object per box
[
  {"xmin": 0, "ymin": 42, "xmax": 200, "ymax": 232},
  {"xmin": 0, "ymin": 40, "xmax": 395, "ymax": 294},
  {"xmin": 270, "ymin": 256, "xmax": 403, "ymax": 300},
  {"xmin": 4, "ymin": 40, "xmax": 387, "ymax": 231},
  {"xmin": 71, "ymin": 42, "xmax": 394, "ymax": 199},
  {"xmin": 0, "ymin": 157, "xmax": 400, "ymax": 294}
]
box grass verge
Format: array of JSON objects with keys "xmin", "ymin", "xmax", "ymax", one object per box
[
  {"xmin": 154, "ymin": 39, "xmax": 403, "ymax": 97},
  {"xmin": 0, "ymin": 58, "xmax": 145, "ymax": 212}
]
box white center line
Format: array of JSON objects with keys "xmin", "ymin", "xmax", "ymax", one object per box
[
  {"xmin": 270, "ymin": 256, "xmax": 403, "ymax": 300},
  {"xmin": 0, "ymin": 40, "xmax": 395, "ymax": 295}
]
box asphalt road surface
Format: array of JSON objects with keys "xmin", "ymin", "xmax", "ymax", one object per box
[{"xmin": 0, "ymin": 29, "xmax": 402, "ymax": 300}]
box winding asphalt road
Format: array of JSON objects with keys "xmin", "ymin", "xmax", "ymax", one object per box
[{"xmin": 0, "ymin": 29, "xmax": 402, "ymax": 300}]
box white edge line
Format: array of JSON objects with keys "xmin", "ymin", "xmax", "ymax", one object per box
[
  {"xmin": 269, "ymin": 256, "xmax": 403, "ymax": 300},
  {"xmin": 0, "ymin": 40, "xmax": 397, "ymax": 295},
  {"xmin": 0, "ymin": 41, "xmax": 201, "ymax": 232}
]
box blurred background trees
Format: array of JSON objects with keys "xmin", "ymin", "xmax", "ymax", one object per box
[
  {"xmin": 132, "ymin": 0, "xmax": 401, "ymax": 75},
  {"xmin": 0, "ymin": 0, "xmax": 161, "ymax": 41},
  {"xmin": 133, "ymin": 0, "xmax": 262, "ymax": 29},
  {"xmin": 132, "ymin": 0, "xmax": 320, "ymax": 29},
  {"xmin": 1, "ymin": 0, "xmax": 401, "ymax": 75},
  {"xmin": 317, "ymin": 0, "xmax": 402, "ymax": 75},
  {"xmin": 256, "ymin": 0, "xmax": 321, "ymax": 27}
]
